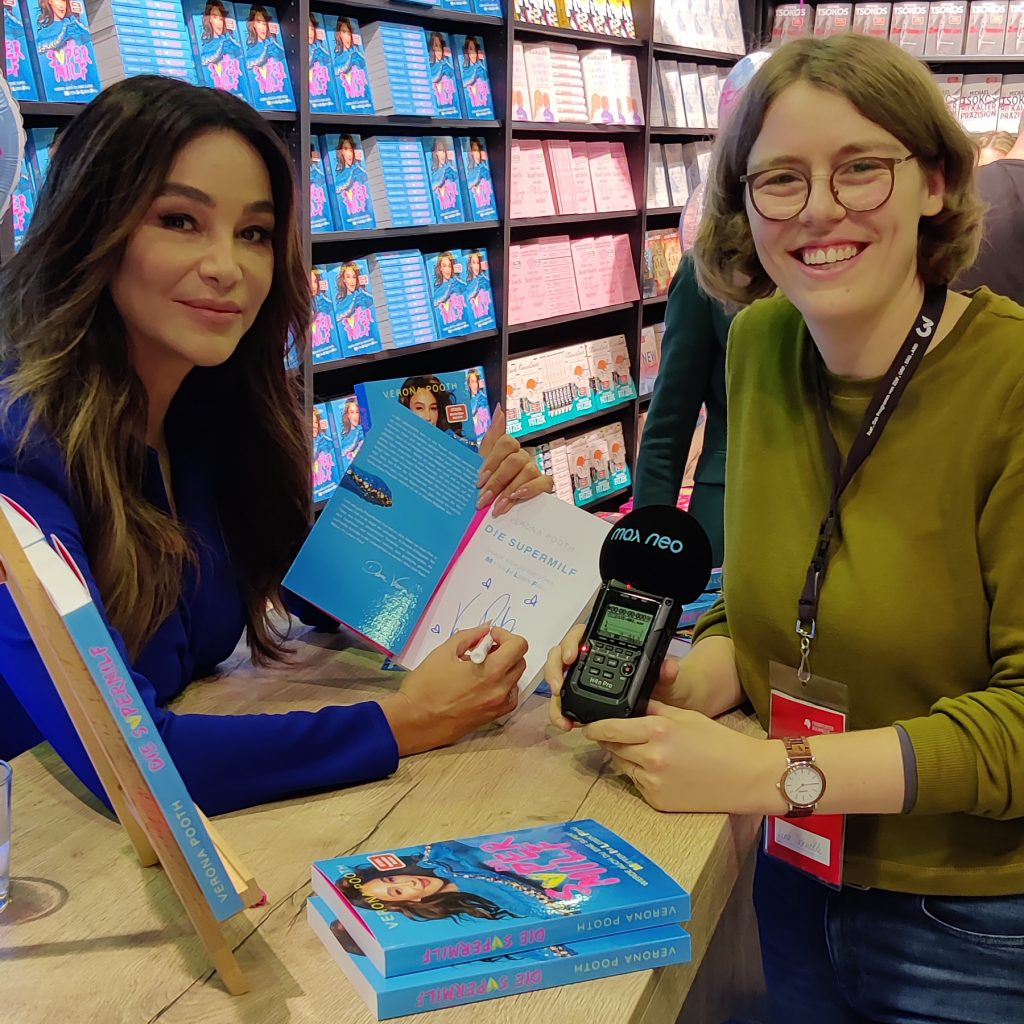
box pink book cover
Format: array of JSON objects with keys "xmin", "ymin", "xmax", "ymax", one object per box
[
  {"xmin": 516, "ymin": 241, "xmax": 553, "ymax": 322},
  {"xmin": 570, "ymin": 141, "xmax": 597, "ymax": 214},
  {"xmin": 520, "ymin": 139, "xmax": 557, "ymax": 217},
  {"xmin": 1007, "ymin": 0, "xmax": 1024, "ymax": 51},
  {"xmin": 543, "ymin": 140, "xmax": 576, "ymax": 214},
  {"xmin": 507, "ymin": 244, "xmax": 529, "ymax": 324},
  {"xmin": 539, "ymin": 236, "xmax": 581, "ymax": 316},
  {"xmin": 611, "ymin": 234, "xmax": 640, "ymax": 302},
  {"xmin": 571, "ymin": 236, "xmax": 605, "ymax": 310},
  {"xmin": 603, "ymin": 141, "xmax": 636, "ymax": 211}
]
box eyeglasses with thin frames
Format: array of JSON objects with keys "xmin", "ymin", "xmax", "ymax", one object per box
[{"xmin": 739, "ymin": 155, "xmax": 917, "ymax": 222}]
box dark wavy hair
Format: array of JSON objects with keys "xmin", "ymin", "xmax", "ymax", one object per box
[
  {"xmin": 695, "ymin": 35, "xmax": 984, "ymax": 306},
  {"xmin": 336, "ymin": 859, "xmax": 518, "ymax": 924},
  {"xmin": 0, "ymin": 76, "xmax": 310, "ymax": 662}
]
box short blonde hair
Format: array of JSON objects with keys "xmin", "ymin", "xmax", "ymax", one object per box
[{"xmin": 695, "ymin": 35, "xmax": 984, "ymax": 306}]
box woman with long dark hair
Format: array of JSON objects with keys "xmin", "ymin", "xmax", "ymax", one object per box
[{"xmin": 0, "ymin": 77, "xmax": 547, "ymax": 815}]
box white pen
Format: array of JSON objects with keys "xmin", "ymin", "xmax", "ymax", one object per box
[{"xmin": 467, "ymin": 631, "xmax": 496, "ymax": 665}]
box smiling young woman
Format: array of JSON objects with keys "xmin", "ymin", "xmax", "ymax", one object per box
[
  {"xmin": 546, "ymin": 34, "xmax": 1024, "ymax": 1024},
  {"xmin": 0, "ymin": 76, "xmax": 548, "ymax": 816}
]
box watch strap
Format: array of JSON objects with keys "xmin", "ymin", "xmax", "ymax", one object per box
[{"xmin": 779, "ymin": 736, "xmax": 823, "ymax": 818}]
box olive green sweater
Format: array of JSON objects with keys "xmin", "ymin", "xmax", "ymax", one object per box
[{"xmin": 694, "ymin": 287, "xmax": 1024, "ymax": 896}]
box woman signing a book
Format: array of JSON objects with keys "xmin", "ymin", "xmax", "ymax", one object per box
[
  {"xmin": 548, "ymin": 36, "xmax": 1024, "ymax": 1023},
  {"xmin": 0, "ymin": 76, "xmax": 551, "ymax": 816}
]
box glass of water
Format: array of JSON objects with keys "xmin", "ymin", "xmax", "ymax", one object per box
[{"xmin": 0, "ymin": 760, "xmax": 10, "ymax": 913}]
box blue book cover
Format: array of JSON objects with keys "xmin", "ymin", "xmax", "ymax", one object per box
[
  {"xmin": 283, "ymin": 399, "xmax": 481, "ymax": 652},
  {"xmin": 309, "ymin": 895, "xmax": 690, "ymax": 1020},
  {"xmin": 310, "ymin": 819, "xmax": 691, "ymax": 977},
  {"xmin": 4, "ymin": 0, "xmax": 40, "ymax": 99},
  {"xmin": 472, "ymin": 0, "xmax": 503, "ymax": 15},
  {"xmin": 309, "ymin": 141, "xmax": 335, "ymax": 234},
  {"xmin": 235, "ymin": 3, "xmax": 295, "ymax": 111},
  {"xmin": 22, "ymin": 0, "xmax": 100, "ymax": 103},
  {"xmin": 326, "ymin": 259, "xmax": 382, "ymax": 357},
  {"xmin": 184, "ymin": 0, "xmax": 249, "ymax": 100},
  {"xmin": 438, "ymin": 0, "xmax": 473, "ymax": 12},
  {"xmin": 312, "ymin": 402, "xmax": 342, "ymax": 502},
  {"xmin": 455, "ymin": 137, "xmax": 497, "ymax": 221},
  {"xmin": 462, "ymin": 248, "xmax": 497, "ymax": 333},
  {"xmin": 325, "ymin": 14, "xmax": 374, "ymax": 114},
  {"xmin": 309, "ymin": 265, "xmax": 342, "ymax": 365},
  {"xmin": 27, "ymin": 127, "xmax": 57, "ymax": 191},
  {"xmin": 451, "ymin": 34, "xmax": 494, "ymax": 119},
  {"xmin": 11, "ymin": 159, "xmax": 36, "ymax": 251},
  {"xmin": 422, "ymin": 136, "xmax": 465, "ymax": 224},
  {"xmin": 424, "ymin": 29, "xmax": 462, "ymax": 118},
  {"xmin": 321, "ymin": 133, "xmax": 376, "ymax": 232},
  {"xmin": 424, "ymin": 250, "xmax": 473, "ymax": 339},
  {"xmin": 355, "ymin": 365, "xmax": 491, "ymax": 451},
  {"xmin": 307, "ymin": 9, "xmax": 340, "ymax": 112},
  {"xmin": 327, "ymin": 396, "xmax": 365, "ymax": 473},
  {"xmin": 0, "ymin": 495, "xmax": 244, "ymax": 922}
]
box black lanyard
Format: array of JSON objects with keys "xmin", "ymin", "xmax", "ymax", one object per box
[{"xmin": 795, "ymin": 285, "xmax": 947, "ymax": 679}]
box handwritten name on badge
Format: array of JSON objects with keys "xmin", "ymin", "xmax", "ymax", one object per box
[{"xmin": 773, "ymin": 818, "xmax": 831, "ymax": 867}]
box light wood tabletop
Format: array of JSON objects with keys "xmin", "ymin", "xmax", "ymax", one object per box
[{"xmin": 0, "ymin": 630, "xmax": 763, "ymax": 1024}]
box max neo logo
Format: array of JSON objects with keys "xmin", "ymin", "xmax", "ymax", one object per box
[{"xmin": 610, "ymin": 527, "xmax": 686, "ymax": 554}]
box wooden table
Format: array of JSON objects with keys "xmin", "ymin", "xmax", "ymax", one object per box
[{"xmin": 0, "ymin": 631, "xmax": 764, "ymax": 1024}]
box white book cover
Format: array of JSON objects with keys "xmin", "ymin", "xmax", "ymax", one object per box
[
  {"xmin": 580, "ymin": 48, "xmax": 617, "ymax": 124},
  {"xmin": 678, "ymin": 62, "xmax": 705, "ymax": 129},
  {"xmin": 1007, "ymin": 0, "xmax": 1024, "ymax": 50},
  {"xmin": 648, "ymin": 144, "xmax": 671, "ymax": 208},
  {"xmin": 925, "ymin": 0, "xmax": 968, "ymax": 53},
  {"xmin": 934, "ymin": 72, "xmax": 964, "ymax": 118},
  {"xmin": 773, "ymin": 3, "xmax": 816, "ymax": 43},
  {"xmin": 523, "ymin": 43, "xmax": 557, "ymax": 123},
  {"xmin": 512, "ymin": 42, "xmax": 532, "ymax": 121},
  {"xmin": 657, "ymin": 60, "xmax": 685, "ymax": 127},
  {"xmin": 997, "ymin": 73, "xmax": 1024, "ymax": 130},
  {"xmin": 853, "ymin": 2, "xmax": 893, "ymax": 36},
  {"xmin": 959, "ymin": 72, "xmax": 1003, "ymax": 130},
  {"xmin": 663, "ymin": 142, "xmax": 690, "ymax": 207},
  {"xmin": 699, "ymin": 67, "xmax": 722, "ymax": 129},
  {"xmin": 650, "ymin": 61, "xmax": 666, "ymax": 127},
  {"xmin": 890, "ymin": 1, "xmax": 930, "ymax": 50},
  {"xmin": 570, "ymin": 142, "xmax": 597, "ymax": 213},
  {"xmin": 965, "ymin": 0, "xmax": 1008, "ymax": 52},
  {"xmin": 613, "ymin": 53, "xmax": 645, "ymax": 125},
  {"xmin": 814, "ymin": 3, "xmax": 854, "ymax": 36}
]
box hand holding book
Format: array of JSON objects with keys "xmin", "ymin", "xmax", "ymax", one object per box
[
  {"xmin": 377, "ymin": 624, "xmax": 528, "ymax": 755},
  {"xmin": 476, "ymin": 407, "xmax": 554, "ymax": 516}
]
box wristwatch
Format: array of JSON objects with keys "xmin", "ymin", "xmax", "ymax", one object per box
[{"xmin": 777, "ymin": 737, "xmax": 826, "ymax": 818}]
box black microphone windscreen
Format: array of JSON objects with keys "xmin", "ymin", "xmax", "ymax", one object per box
[{"xmin": 599, "ymin": 504, "xmax": 713, "ymax": 605}]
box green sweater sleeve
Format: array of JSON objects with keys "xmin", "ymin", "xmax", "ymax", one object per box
[
  {"xmin": 897, "ymin": 373, "xmax": 1024, "ymax": 820},
  {"xmin": 634, "ymin": 255, "xmax": 718, "ymax": 508}
]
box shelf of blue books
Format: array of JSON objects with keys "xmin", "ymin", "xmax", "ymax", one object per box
[
  {"xmin": 512, "ymin": 21, "xmax": 645, "ymax": 49},
  {"xmin": 310, "ymin": 113, "xmax": 503, "ymax": 130},
  {"xmin": 311, "ymin": 327, "xmax": 499, "ymax": 375},
  {"xmin": 507, "ymin": 300, "xmax": 637, "ymax": 335},
  {"xmin": 514, "ymin": 396, "xmax": 633, "ymax": 444},
  {"xmin": 312, "ymin": 219, "xmax": 501, "ymax": 245},
  {"xmin": 650, "ymin": 42, "xmax": 742, "ymax": 65},
  {"xmin": 319, "ymin": 0, "xmax": 503, "ymax": 29},
  {"xmin": 511, "ymin": 121, "xmax": 643, "ymax": 133},
  {"xmin": 509, "ymin": 209, "xmax": 636, "ymax": 228}
]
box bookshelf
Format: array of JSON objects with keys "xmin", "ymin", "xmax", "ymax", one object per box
[{"xmin": 0, "ymin": 0, "xmax": 746, "ymax": 513}]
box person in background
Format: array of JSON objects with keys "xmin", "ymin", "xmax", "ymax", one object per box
[
  {"xmin": 973, "ymin": 129, "xmax": 1015, "ymax": 166},
  {"xmin": 0, "ymin": 76, "xmax": 550, "ymax": 817},
  {"xmin": 548, "ymin": 35, "xmax": 1023, "ymax": 1023},
  {"xmin": 632, "ymin": 52, "xmax": 770, "ymax": 568},
  {"xmin": 954, "ymin": 129, "xmax": 1024, "ymax": 304}
]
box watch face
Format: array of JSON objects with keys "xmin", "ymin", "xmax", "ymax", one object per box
[{"xmin": 783, "ymin": 764, "xmax": 824, "ymax": 806}]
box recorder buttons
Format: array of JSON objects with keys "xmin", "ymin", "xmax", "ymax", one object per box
[{"xmin": 622, "ymin": 663, "xmax": 634, "ymax": 676}]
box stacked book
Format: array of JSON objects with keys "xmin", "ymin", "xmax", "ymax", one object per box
[
  {"xmin": 649, "ymin": 141, "xmax": 711, "ymax": 211},
  {"xmin": 307, "ymin": 820, "xmax": 690, "ymax": 1018},
  {"xmin": 651, "ymin": 61, "xmax": 724, "ymax": 130},
  {"xmin": 507, "ymin": 336, "xmax": 636, "ymax": 438},
  {"xmin": 510, "ymin": 138, "xmax": 636, "ymax": 218},
  {"xmin": 536, "ymin": 427, "xmax": 633, "ymax": 506},
  {"xmin": 94, "ymin": 0, "xmax": 196, "ymax": 91},
  {"xmin": 639, "ymin": 322, "xmax": 666, "ymax": 395},
  {"xmin": 508, "ymin": 233, "xmax": 640, "ymax": 325},
  {"xmin": 9, "ymin": 0, "xmax": 102, "ymax": 101},
  {"xmin": 362, "ymin": 20, "xmax": 434, "ymax": 116},
  {"xmin": 311, "ymin": 396, "xmax": 365, "ymax": 503},
  {"xmin": 7, "ymin": 127, "xmax": 56, "ymax": 251},
  {"xmin": 183, "ymin": 0, "xmax": 248, "ymax": 99},
  {"xmin": 363, "ymin": 136, "xmax": 435, "ymax": 228},
  {"xmin": 369, "ymin": 251, "xmax": 437, "ymax": 350}
]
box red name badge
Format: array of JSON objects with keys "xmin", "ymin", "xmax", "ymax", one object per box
[{"xmin": 767, "ymin": 690, "xmax": 847, "ymax": 888}]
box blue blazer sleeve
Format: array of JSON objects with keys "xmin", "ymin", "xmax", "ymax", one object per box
[
  {"xmin": 0, "ymin": 427, "xmax": 399, "ymax": 816},
  {"xmin": 633, "ymin": 254, "xmax": 719, "ymax": 508}
]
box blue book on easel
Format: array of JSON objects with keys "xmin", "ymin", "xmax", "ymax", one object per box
[{"xmin": 0, "ymin": 494, "xmax": 243, "ymax": 922}]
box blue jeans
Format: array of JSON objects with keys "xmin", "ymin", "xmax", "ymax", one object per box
[{"xmin": 754, "ymin": 847, "xmax": 1024, "ymax": 1024}]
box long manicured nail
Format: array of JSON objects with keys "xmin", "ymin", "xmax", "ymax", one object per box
[
  {"xmin": 493, "ymin": 495, "xmax": 510, "ymax": 517},
  {"xmin": 510, "ymin": 488, "xmax": 528, "ymax": 502},
  {"xmin": 478, "ymin": 468, "xmax": 492, "ymax": 488},
  {"xmin": 477, "ymin": 489, "xmax": 494, "ymax": 510}
]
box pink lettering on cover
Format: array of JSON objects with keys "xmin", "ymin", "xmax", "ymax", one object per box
[
  {"xmin": 342, "ymin": 306, "xmax": 373, "ymax": 340},
  {"xmin": 6, "ymin": 38, "xmax": 24, "ymax": 78},
  {"xmin": 311, "ymin": 311, "xmax": 333, "ymax": 350},
  {"xmin": 471, "ymin": 178, "xmax": 493, "ymax": 211},
  {"xmin": 253, "ymin": 58, "xmax": 287, "ymax": 95},
  {"xmin": 467, "ymin": 78, "xmax": 490, "ymax": 108},
  {"xmin": 313, "ymin": 449, "xmax": 336, "ymax": 487},
  {"xmin": 210, "ymin": 56, "xmax": 242, "ymax": 92},
  {"xmin": 341, "ymin": 180, "xmax": 369, "ymax": 214},
  {"xmin": 437, "ymin": 292, "xmax": 466, "ymax": 325},
  {"xmin": 11, "ymin": 193, "xmax": 28, "ymax": 232},
  {"xmin": 469, "ymin": 288, "xmax": 491, "ymax": 320},
  {"xmin": 479, "ymin": 838, "xmax": 622, "ymax": 899},
  {"xmin": 341, "ymin": 66, "xmax": 367, "ymax": 98},
  {"xmin": 48, "ymin": 39, "xmax": 92, "ymax": 83},
  {"xmin": 439, "ymin": 178, "xmax": 459, "ymax": 210},
  {"xmin": 433, "ymin": 75, "xmax": 456, "ymax": 107},
  {"xmin": 310, "ymin": 62, "xmax": 331, "ymax": 97},
  {"xmin": 310, "ymin": 182, "xmax": 328, "ymax": 219}
]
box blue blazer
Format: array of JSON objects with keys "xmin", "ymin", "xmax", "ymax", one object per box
[{"xmin": 0, "ymin": 377, "xmax": 398, "ymax": 814}]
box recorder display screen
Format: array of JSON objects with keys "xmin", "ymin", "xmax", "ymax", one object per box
[{"xmin": 597, "ymin": 604, "xmax": 654, "ymax": 646}]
